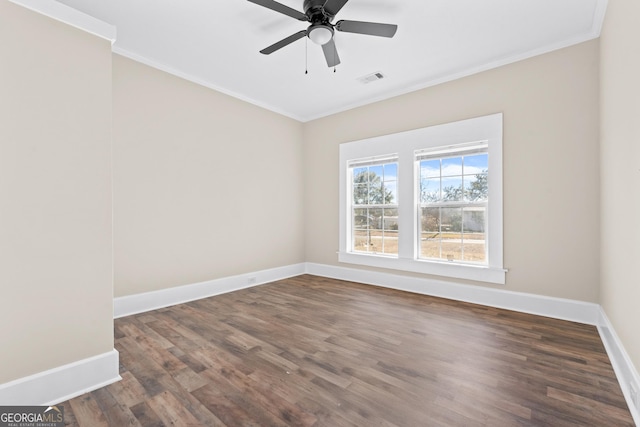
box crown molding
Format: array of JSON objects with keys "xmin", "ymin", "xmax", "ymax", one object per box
[{"xmin": 9, "ymin": 0, "xmax": 116, "ymax": 43}]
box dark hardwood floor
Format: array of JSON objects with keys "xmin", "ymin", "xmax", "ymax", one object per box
[{"xmin": 61, "ymin": 275, "xmax": 634, "ymax": 426}]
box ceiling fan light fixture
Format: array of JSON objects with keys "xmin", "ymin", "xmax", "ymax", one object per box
[{"xmin": 308, "ymin": 25, "xmax": 333, "ymax": 45}]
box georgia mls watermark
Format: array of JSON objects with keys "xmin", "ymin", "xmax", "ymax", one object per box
[{"xmin": 0, "ymin": 406, "xmax": 64, "ymax": 427}]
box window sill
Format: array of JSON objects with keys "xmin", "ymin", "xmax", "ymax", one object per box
[{"xmin": 338, "ymin": 251, "xmax": 506, "ymax": 285}]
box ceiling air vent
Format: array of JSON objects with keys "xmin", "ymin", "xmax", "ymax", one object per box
[{"xmin": 358, "ymin": 72, "xmax": 385, "ymax": 84}]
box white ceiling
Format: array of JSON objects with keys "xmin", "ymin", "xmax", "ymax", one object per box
[{"xmin": 56, "ymin": 0, "xmax": 606, "ymax": 122}]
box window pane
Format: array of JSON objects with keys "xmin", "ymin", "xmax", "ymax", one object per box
[
  {"xmin": 420, "ymin": 207, "xmax": 440, "ymax": 259},
  {"xmin": 440, "ymin": 207, "xmax": 462, "ymax": 261},
  {"xmin": 465, "ymin": 173, "xmax": 488, "ymax": 202},
  {"xmin": 369, "ymin": 165, "xmax": 383, "ymax": 180},
  {"xmin": 463, "ymin": 207, "xmax": 485, "ymax": 233},
  {"xmin": 464, "ymin": 154, "xmax": 488, "ymax": 173},
  {"xmin": 382, "ymin": 231, "xmax": 398, "ymax": 255},
  {"xmin": 442, "ymin": 157, "xmax": 463, "ymax": 176},
  {"xmin": 383, "ymin": 208, "xmax": 399, "ymax": 231},
  {"xmin": 368, "ymin": 181, "xmax": 386, "ymax": 204},
  {"xmin": 421, "ymin": 207, "xmax": 440, "ymax": 233},
  {"xmin": 353, "ymin": 208, "xmax": 368, "ymax": 229},
  {"xmin": 384, "ymin": 163, "xmax": 397, "ymax": 180},
  {"xmin": 353, "ymin": 184, "xmax": 368, "ymax": 205},
  {"xmin": 367, "ymin": 231, "xmax": 382, "ymax": 252},
  {"xmin": 420, "ymin": 160, "xmax": 440, "ymax": 178},
  {"xmin": 463, "ymin": 241, "xmax": 487, "ymax": 264},
  {"xmin": 353, "ymin": 167, "xmax": 367, "ymax": 179},
  {"xmin": 353, "ymin": 230, "xmax": 370, "ymax": 253},
  {"xmin": 421, "ymin": 179, "xmax": 440, "ymax": 203},
  {"xmin": 353, "ymin": 169, "xmax": 369, "ymax": 187},
  {"xmin": 420, "ymin": 235, "xmax": 441, "ymax": 259},
  {"xmin": 441, "ymin": 177, "xmax": 463, "ymax": 201},
  {"xmin": 369, "ymin": 208, "xmax": 383, "ymax": 230},
  {"xmin": 383, "ymin": 182, "xmax": 397, "ymax": 204},
  {"xmin": 463, "ymin": 207, "xmax": 486, "ymax": 263},
  {"xmin": 441, "ymin": 207, "xmax": 462, "ymax": 233},
  {"xmin": 441, "ymin": 237, "xmax": 463, "ymax": 261}
]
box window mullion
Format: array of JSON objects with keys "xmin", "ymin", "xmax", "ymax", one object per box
[{"xmin": 397, "ymin": 148, "xmax": 415, "ymax": 260}]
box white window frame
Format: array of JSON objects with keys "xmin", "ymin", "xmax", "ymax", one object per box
[
  {"xmin": 339, "ymin": 113, "xmax": 506, "ymax": 285},
  {"xmin": 348, "ymin": 156, "xmax": 399, "ymax": 256},
  {"xmin": 416, "ymin": 141, "xmax": 489, "ymax": 264}
]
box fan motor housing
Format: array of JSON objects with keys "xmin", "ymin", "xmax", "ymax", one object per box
[{"xmin": 304, "ymin": 0, "xmax": 334, "ymax": 21}]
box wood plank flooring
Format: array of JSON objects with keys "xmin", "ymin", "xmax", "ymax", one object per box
[{"xmin": 61, "ymin": 275, "xmax": 634, "ymax": 426}]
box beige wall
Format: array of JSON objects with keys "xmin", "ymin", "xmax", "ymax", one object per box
[
  {"xmin": 304, "ymin": 40, "xmax": 601, "ymax": 302},
  {"xmin": 0, "ymin": 1, "xmax": 113, "ymax": 383},
  {"xmin": 112, "ymin": 55, "xmax": 305, "ymax": 297},
  {"xmin": 600, "ymin": 0, "xmax": 640, "ymax": 371}
]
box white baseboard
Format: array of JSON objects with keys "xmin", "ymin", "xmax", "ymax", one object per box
[
  {"xmin": 597, "ymin": 307, "xmax": 640, "ymax": 425},
  {"xmin": 0, "ymin": 349, "xmax": 120, "ymax": 406},
  {"xmin": 114, "ymin": 263, "xmax": 306, "ymax": 318},
  {"xmin": 304, "ymin": 263, "xmax": 600, "ymax": 325},
  {"xmin": 115, "ymin": 261, "xmax": 598, "ymax": 324}
]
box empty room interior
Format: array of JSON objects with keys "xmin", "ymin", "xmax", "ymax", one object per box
[{"xmin": 1, "ymin": 0, "xmax": 639, "ymax": 425}]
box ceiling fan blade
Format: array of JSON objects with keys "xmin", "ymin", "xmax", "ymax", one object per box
[
  {"xmin": 247, "ymin": 0, "xmax": 308, "ymax": 21},
  {"xmin": 323, "ymin": 0, "xmax": 349, "ymax": 16},
  {"xmin": 260, "ymin": 30, "xmax": 307, "ymax": 55},
  {"xmin": 322, "ymin": 38, "xmax": 341, "ymax": 67},
  {"xmin": 335, "ymin": 20, "xmax": 398, "ymax": 38}
]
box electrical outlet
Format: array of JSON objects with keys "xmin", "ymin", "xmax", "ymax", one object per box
[
  {"xmin": 630, "ymin": 382, "xmax": 638, "ymax": 408},
  {"xmin": 248, "ymin": 276, "xmax": 257, "ymax": 285}
]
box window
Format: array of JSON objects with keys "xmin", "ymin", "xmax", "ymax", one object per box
[
  {"xmin": 339, "ymin": 114, "xmax": 505, "ymax": 284},
  {"xmin": 418, "ymin": 143, "xmax": 488, "ymax": 264},
  {"xmin": 350, "ymin": 158, "xmax": 399, "ymax": 255}
]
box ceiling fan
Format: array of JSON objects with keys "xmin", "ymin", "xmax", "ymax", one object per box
[{"xmin": 247, "ymin": 0, "xmax": 398, "ymax": 67}]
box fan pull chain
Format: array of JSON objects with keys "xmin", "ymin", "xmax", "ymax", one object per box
[
  {"xmin": 305, "ymin": 37, "xmax": 308, "ymax": 75},
  {"xmin": 333, "ymin": 35, "xmax": 337, "ymax": 73}
]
